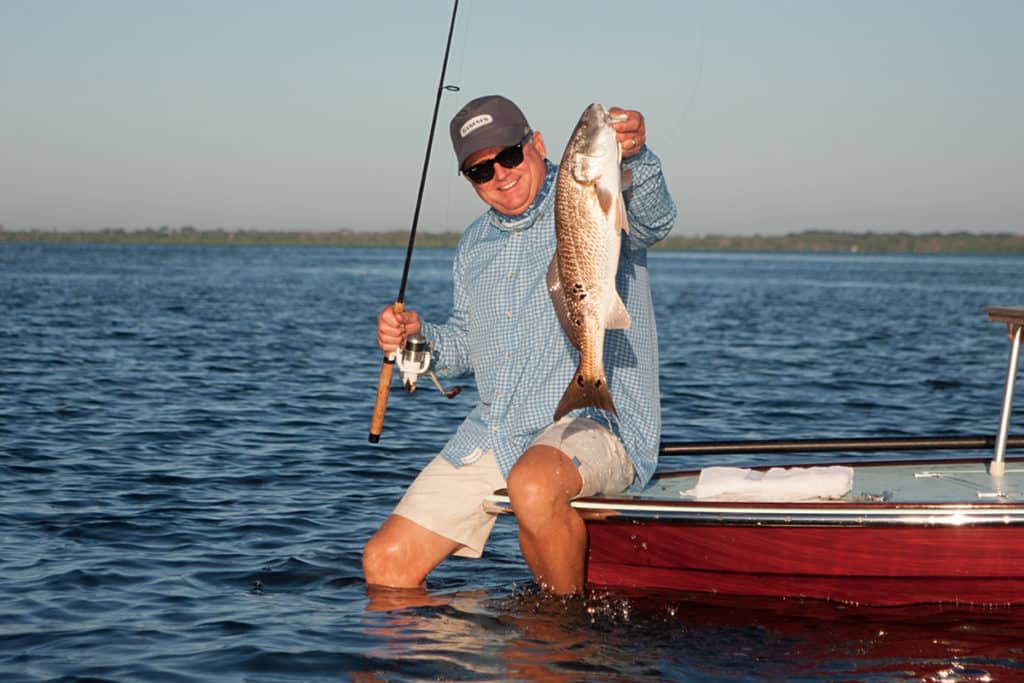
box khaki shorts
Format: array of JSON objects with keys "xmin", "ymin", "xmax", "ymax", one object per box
[{"xmin": 392, "ymin": 417, "xmax": 634, "ymax": 558}]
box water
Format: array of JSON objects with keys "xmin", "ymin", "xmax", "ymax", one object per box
[{"xmin": 1, "ymin": 242, "xmax": 1022, "ymax": 682}]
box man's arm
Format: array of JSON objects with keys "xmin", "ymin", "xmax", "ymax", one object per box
[
  {"xmin": 609, "ymin": 107, "xmax": 677, "ymax": 249},
  {"xmin": 623, "ymin": 147, "xmax": 677, "ymax": 248},
  {"xmin": 419, "ymin": 244, "xmax": 473, "ymax": 379}
]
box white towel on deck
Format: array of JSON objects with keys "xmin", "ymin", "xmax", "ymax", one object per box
[{"xmin": 683, "ymin": 465, "xmax": 854, "ymax": 502}]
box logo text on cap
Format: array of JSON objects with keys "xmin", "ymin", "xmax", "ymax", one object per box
[{"xmin": 460, "ymin": 114, "xmax": 493, "ymax": 139}]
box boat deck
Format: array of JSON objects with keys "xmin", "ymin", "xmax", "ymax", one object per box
[
  {"xmin": 484, "ymin": 459, "xmax": 1024, "ymax": 526},
  {"xmin": 633, "ymin": 459, "xmax": 1024, "ymax": 505}
]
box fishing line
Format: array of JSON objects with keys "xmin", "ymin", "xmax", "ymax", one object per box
[
  {"xmin": 672, "ymin": 0, "xmax": 710, "ymax": 134},
  {"xmin": 440, "ymin": 0, "xmax": 474, "ymax": 239}
]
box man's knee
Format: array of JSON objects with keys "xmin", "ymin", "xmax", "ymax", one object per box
[
  {"xmin": 507, "ymin": 445, "xmax": 581, "ymax": 520},
  {"xmin": 362, "ymin": 530, "xmax": 398, "ymax": 584},
  {"xmin": 362, "ymin": 519, "xmax": 427, "ymax": 587},
  {"xmin": 508, "ymin": 446, "xmax": 558, "ymax": 497},
  {"xmin": 362, "ymin": 515, "xmax": 458, "ymax": 588}
]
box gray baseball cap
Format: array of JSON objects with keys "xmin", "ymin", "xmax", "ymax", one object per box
[{"xmin": 449, "ymin": 95, "xmax": 531, "ymax": 169}]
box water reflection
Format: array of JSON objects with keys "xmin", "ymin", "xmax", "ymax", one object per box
[
  {"xmin": 358, "ymin": 584, "xmax": 1024, "ymax": 682},
  {"xmin": 364, "ymin": 584, "xmax": 451, "ymax": 612},
  {"xmin": 594, "ymin": 589, "xmax": 1024, "ymax": 682}
]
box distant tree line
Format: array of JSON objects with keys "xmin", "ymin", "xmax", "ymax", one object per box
[
  {"xmin": 0, "ymin": 226, "xmax": 456, "ymax": 248},
  {"xmin": 656, "ymin": 230, "xmax": 1024, "ymax": 254},
  {"xmin": 2, "ymin": 226, "xmax": 1023, "ymax": 253}
]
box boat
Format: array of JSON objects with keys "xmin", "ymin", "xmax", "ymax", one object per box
[{"xmin": 486, "ymin": 306, "xmax": 1024, "ymax": 606}]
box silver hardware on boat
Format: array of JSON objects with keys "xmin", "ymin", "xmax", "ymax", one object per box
[
  {"xmin": 986, "ymin": 307, "xmax": 1023, "ymax": 477},
  {"xmin": 853, "ymin": 492, "xmax": 893, "ymax": 502}
]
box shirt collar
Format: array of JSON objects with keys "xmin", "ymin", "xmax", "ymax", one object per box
[{"xmin": 489, "ymin": 160, "xmax": 557, "ymax": 232}]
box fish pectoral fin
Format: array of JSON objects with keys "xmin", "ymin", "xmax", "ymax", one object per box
[
  {"xmin": 614, "ymin": 191, "xmax": 630, "ymax": 235},
  {"xmin": 596, "ymin": 182, "xmax": 631, "ymax": 235},
  {"xmin": 606, "ymin": 292, "xmax": 631, "ymax": 329},
  {"xmin": 596, "ymin": 183, "xmax": 615, "ymax": 216},
  {"xmin": 547, "ymin": 255, "xmax": 581, "ymax": 348}
]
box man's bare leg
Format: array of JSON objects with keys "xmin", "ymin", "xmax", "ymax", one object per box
[
  {"xmin": 506, "ymin": 444, "xmax": 586, "ymax": 594},
  {"xmin": 362, "ymin": 514, "xmax": 461, "ymax": 588}
]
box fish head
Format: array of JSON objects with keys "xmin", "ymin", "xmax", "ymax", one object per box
[{"xmin": 563, "ymin": 103, "xmax": 622, "ymax": 185}]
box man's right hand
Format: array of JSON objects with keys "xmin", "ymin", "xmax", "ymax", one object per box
[{"xmin": 377, "ymin": 304, "xmax": 422, "ymax": 354}]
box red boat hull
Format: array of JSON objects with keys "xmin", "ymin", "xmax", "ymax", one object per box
[{"xmin": 587, "ymin": 520, "xmax": 1024, "ymax": 605}]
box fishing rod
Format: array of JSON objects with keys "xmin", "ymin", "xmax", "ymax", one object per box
[
  {"xmin": 659, "ymin": 434, "xmax": 1024, "ymax": 456},
  {"xmin": 369, "ymin": 0, "xmax": 460, "ymax": 444}
]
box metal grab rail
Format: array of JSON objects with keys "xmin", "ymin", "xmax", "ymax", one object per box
[
  {"xmin": 659, "ymin": 434, "xmax": 1024, "ymax": 456},
  {"xmin": 987, "ymin": 306, "xmax": 1024, "ymax": 475}
]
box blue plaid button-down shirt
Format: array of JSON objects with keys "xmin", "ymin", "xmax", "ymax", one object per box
[{"xmin": 420, "ymin": 147, "xmax": 676, "ymax": 488}]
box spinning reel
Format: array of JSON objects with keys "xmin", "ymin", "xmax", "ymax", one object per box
[{"xmin": 394, "ymin": 334, "xmax": 460, "ymax": 399}]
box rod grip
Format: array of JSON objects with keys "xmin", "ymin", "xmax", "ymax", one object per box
[
  {"xmin": 368, "ymin": 356, "xmax": 395, "ymax": 443},
  {"xmin": 368, "ymin": 302, "xmax": 404, "ymax": 443}
]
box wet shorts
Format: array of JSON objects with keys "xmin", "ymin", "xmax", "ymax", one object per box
[{"xmin": 392, "ymin": 417, "xmax": 634, "ymax": 558}]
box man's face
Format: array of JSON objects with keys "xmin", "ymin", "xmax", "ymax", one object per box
[{"xmin": 461, "ymin": 132, "xmax": 548, "ymax": 216}]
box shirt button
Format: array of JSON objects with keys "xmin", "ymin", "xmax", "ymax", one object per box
[
  {"xmin": 508, "ymin": 271, "xmax": 514, "ymax": 278},
  {"xmin": 505, "ymin": 311, "xmax": 512, "ymax": 317},
  {"xmin": 505, "ymin": 352, "xmax": 511, "ymax": 360}
]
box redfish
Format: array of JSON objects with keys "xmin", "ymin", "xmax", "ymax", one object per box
[{"xmin": 548, "ymin": 103, "xmax": 631, "ymax": 421}]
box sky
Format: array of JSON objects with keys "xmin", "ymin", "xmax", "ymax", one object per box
[{"xmin": 2, "ymin": 0, "xmax": 1021, "ymax": 236}]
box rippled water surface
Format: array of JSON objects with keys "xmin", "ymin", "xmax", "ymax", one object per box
[{"xmin": 2, "ymin": 243, "xmax": 1022, "ymax": 682}]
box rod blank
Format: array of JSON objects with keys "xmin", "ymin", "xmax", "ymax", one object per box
[{"xmin": 368, "ymin": 0, "xmax": 459, "ymax": 444}]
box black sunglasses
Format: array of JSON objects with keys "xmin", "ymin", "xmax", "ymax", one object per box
[{"xmin": 461, "ymin": 133, "xmax": 533, "ymax": 185}]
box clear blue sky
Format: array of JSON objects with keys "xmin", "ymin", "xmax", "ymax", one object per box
[{"xmin": 2, "ymin": 0, "xmax": 1021, "ymax": 236}]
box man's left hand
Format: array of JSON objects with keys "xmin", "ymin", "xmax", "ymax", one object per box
[{"xmin": 610, "ymin": 107, "xmax": 646, "ymax": 158}]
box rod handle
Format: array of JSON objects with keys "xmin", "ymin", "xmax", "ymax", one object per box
[{"xmin": 368, "ymin": 302, "xmax": 404, "ymax": 443}]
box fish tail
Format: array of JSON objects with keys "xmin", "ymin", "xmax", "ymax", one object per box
[{"xmin": 553, "ymin": 369, "xmax": 618, "ymax": 421}]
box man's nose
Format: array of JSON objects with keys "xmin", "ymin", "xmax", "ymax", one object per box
[{"xmin": 491, "ymin": 162, "xmax": 513, "ymax": 183}]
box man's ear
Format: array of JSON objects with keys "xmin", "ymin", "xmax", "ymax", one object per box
[{"xmin": 531, "ymin": 131, "xmax": 547, "ymax": 159}]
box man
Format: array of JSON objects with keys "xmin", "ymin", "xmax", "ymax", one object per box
[{"xmin": 364, "ymin": 95, "xmax": 676, "ymax": 595}]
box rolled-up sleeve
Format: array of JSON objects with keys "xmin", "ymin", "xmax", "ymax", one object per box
[{"xmin": 623, "ymin": 147, "xmax": 677, "ymax": 248}]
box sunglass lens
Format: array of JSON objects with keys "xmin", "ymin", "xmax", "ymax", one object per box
[
  {"xmin": 495, "ymin": 145, "xmax": 524, "ymax": 170},
  {"xmin": 464, "ymin": 143, "xmax": 526, "ymax": 184},
  {"xmin": 464, "ymin": 164, "xmax": 493, "ymax": 184}
]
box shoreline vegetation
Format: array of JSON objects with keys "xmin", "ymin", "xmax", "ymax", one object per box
[{"xmin": 2, "ymin": 226, "xmax": 1023, "ymax": 253}]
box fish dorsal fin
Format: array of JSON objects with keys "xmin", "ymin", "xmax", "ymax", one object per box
[
  {"xmin": 546, "ymin": 255, "xmax": 582, "ymax": 348},
  {"xmin": 606, "ymin": 291, "xmax": 631, "ymax": 329}
]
